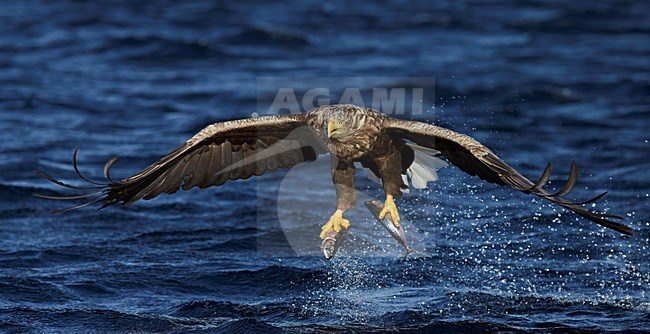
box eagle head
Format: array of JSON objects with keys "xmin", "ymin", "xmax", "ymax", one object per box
[{"xmin": 321, "ymin": 105, "xmax": 363, "ymax": 140}]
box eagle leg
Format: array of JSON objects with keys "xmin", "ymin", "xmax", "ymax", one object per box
[
  {"xmin": 378, "ymin": 195, "xmax": 401, "ymax": 228},
  {"xmin": 319, "ymin": 209, "xmax": 350, "ymax": 239}
]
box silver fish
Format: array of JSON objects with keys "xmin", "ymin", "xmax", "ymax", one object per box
[
  {"xmin": 320, "ymin": 227, "xmax": 348, "ymax": 260},
  {"xmin": 364, "ymin": 200, "xmax": 413, "ymax": 258}
]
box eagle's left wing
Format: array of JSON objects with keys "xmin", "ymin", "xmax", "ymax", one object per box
[
  {"xmin": 36, "ymin": 114, "xmax": 326, "ymax": 213},
  {"xmin": 384, "ymin": 118, "xmax": 633, "ymax": 235}
]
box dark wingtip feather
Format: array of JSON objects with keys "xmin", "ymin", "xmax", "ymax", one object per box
[
  {"xmin": 573, "ymin": 191, "xmax": 608, "ymax": 205},
  {"xmin": 516, "ymin": 161, "xmax": 631, "ymax": 236},
  {"xmin": 33, "ymin": 169, "xmax": 103, "ymax": 190},
  {"xmin": 593, "ymin": 218, "xmax": 633, "ymax": 236},
  {"xmin": 532, "ymin": 163, "xmax": 552, "ymax": 190},
  {"xmin": 72, "ymin": 146, "xmax": 107, "ymax": 186},
  {"xmin": 50, "ymin": 197, "xmax": 106, "ymax": 214},
  {"xmin": 33, "ymin": 191, "xmax": 104, "ymax": 200},
  {"xmin": 551, "ymin": 160, "xmax": 577, "ymax": 197},
  {"xmin": 588, "ymin": 215, "xmax": 633, "ymax": 236},
  {"xmin": 103, "ymin": 156, "xmax": 120, "ymax": 183},
  {"xmin": 594, "ymin": 212, "xmax": 624, "ymax": 220},
  {"xmin": 553, "ymin": 198, "xmax": 631, "ymax": 235},
  {"xmin": 34, "ymin": 147, "xmax": 120, "ymax": 213},
  {"xmin": 98, "ymin": 199, "xmax": 118, "ymax": 210}
]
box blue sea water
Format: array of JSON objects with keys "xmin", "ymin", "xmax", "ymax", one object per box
[{"xmin": 1, "ymin": 0, "xmax": 649, "ymax": 332}]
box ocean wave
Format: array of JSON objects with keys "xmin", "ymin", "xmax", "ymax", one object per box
[
  {"xmin": 223, "ymin": 27, "xmax": 309, "ymax": 47},
  {"xmin": 94, "ymin": 36, "xmax": 236, "ymax": 62}
]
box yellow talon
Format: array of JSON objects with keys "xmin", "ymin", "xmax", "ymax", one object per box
[
  {"xmin": 320, "ymin": 209, "xmax": 350, "ymax": 239},
  {"xmin": 378, "ymin": 195, "xmax": 400, "ymax": 228}
]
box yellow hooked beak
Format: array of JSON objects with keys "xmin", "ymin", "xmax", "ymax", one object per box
[{"xmin": 327, "ymin": 119, "xmax": 340, "ymax": 138}]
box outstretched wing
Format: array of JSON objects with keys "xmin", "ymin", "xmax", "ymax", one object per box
[
  {"xmin": 36, "ymin": 114, "xmax": 326, "ymax": 213},
  {"xmin": 385, "ymin": 118, "xmax": 632, "ymax": 235}
]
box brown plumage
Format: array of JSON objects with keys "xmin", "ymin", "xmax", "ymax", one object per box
[{"xmin": 35, "ymin": 104, "xmax": 633, "ymax": 235}]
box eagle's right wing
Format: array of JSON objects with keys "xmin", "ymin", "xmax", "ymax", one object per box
[{"xmin": 36, "ymin": 114, "xmax": 326, "ymax": 213}]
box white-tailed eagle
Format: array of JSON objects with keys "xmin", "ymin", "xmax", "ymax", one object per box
[{"xmin": 35, "ymin": 104, "xmax": 633, "ymax": 237}]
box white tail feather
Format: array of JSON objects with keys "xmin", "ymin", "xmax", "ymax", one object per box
[
  {"xmin": 355, "ymin": 144, "xmax": 448, "ymax": 191},
  {"xmin": 405, "ymin": 144, "xmax": 448, "ymax": 189}
]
